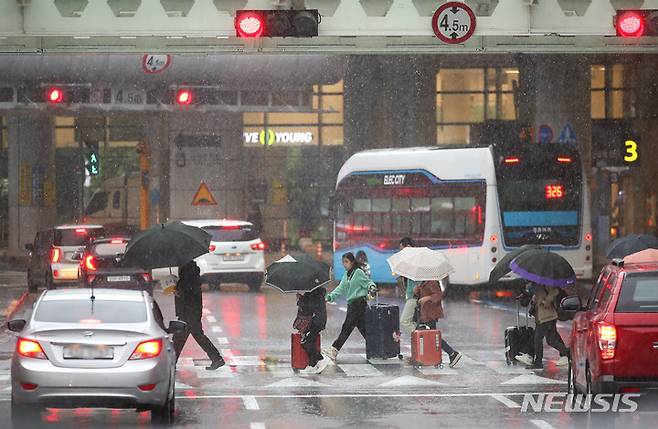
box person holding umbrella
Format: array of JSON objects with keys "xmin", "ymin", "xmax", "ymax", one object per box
[
  {"xmin": 173, "ymin": 260, "xmax": 225, "ymax": 370},
  {"xmin": 509, "ymin": 250, "xmax": 572, "ymax": 369},
  {"xmin": 322, "ymin": 252, "xmax": 376, "ymax": 361},
  {"xmin": 295, "ymin": 287, "xmax": 329, "ymax": 374}
]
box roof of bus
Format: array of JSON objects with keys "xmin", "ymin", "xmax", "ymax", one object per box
[{"xmin": 337, "ymin": 146, "xmax": 496, "ymax": 185}]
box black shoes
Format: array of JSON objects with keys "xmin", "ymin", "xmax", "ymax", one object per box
[
  {"xmin": 449, "ymin": 352, "xmax": 462, "ymax": 368},
  {"xmin": 206, "ymin": 356, "xmax": 226, "ymax": 370}
]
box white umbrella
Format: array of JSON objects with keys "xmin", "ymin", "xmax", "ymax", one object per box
[{"xmin": 387, "ymin": 247, "xmax": 454, "ymax": 282}]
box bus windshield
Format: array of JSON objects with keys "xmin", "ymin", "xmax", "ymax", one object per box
[
  {"xmin": 335, "ymin": 172, "xmax": 486, "ymax": 250},
  {"xmin": 496, "ymin": 149, "xmax": 582, "ymax": 246}
]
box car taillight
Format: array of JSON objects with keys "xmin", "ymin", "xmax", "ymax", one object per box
[
  {"xmin": 140, "ymin": 273, "xmax": 152, "ymax": 282},
  {"xmin": 209, "ymin": 244, "xmax": 216, "ymax": 252},
  {"xmin": 129, "ymin": 339, "xmax": 162, "ymax": 360},
  {"xmin": 251, "ymin": 241, "xmax": 266, "ymax": 251},
  {"xmin": 85, "ymin": 255, "xmax": 97, "ymax": 271},
  {"xmin": 597, "ymin": 322, "xmax": 617, "ymax": 360},
  {"xmin": 50, "ymin": 247, "xmax": 61, "ymax": 263},
  {"xmin": 17, "ymin": 338, "xmax": 47, "ymax": 359}
]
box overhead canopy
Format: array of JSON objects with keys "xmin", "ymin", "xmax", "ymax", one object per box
[{"xmin": 0, "ymin": 54, "xmax": 345, "ymax": 88}]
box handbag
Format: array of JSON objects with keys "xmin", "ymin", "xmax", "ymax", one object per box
[{"xmin": 293, "ymin": 314, "xmax": 313, "ymax": 333}]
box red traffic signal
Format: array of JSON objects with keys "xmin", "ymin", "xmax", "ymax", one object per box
[
  {"xmin": 615, "ymin": 9, "xmax": 658, "ymax": 37},
  {"xmin": 236, "ymin": 11, "xmax": 265, "ymax": 38},
  {"xmin": 46, "ymin": 87, "xmax": 64, "ymax": 103},
  {"xmin": 175, "ymin": 89, "xmax": 193, "ymax": 106},
  {"xmin": 234, "ymin": 10, "xmax": 319, "ymax": 38}
]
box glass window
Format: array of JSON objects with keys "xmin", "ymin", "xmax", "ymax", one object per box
[
  {"xmin": 392, "ymin": 199, "xmax": 410, "ymax": 212},
  {"xmin": 437, "ymin": 69, "xmax": 484, "ymax": 92},
  {"xmin": 244, "ymin": 112, "xmax": 264, "ymax": 125},
  {"xmin": 412, "ymin": 198, "xmax": 430, "ymax": 212},
  {"xmin": 271, "ymin": 91, "xmax": 300, "ymax": 106},
  {"xmin": 268, "ymin": 113, "xmax": 318, "ymax": 125},
  {"xmin": 242, "ymin": 91, "xmax": 269, "ymax": 105},
  {"xmin": 438, "ymin": 94, "xmax": 485, "ymax": 123},
  {"xmin": 203, "ymin": 225, "xmax": 257, "ymax": 242},
  {"xmin": 35, "ymin": 299, "xmax": 147, "ymax": 323},
  {"xmin": 437, "ymin": 125, "xmax": 470, "ymax": 146},
  {"xmin": 616, "ymin": 274, "xmax": 658, "ymax": 313},
  {"xmin": 321, "ymin": 126, "xmax": 343, "ymax": 146},
  {"xmin": 591, "ymin": 91, "xmax": 605, "ymax": 119},
  {"xmin": 85, "ymin": 191, "xmax": 108, "ymax": 216},
  {"xmin": 591, "ymin": 65, "xmax": 606, "ymax": 89},
  {"xmin": 611, "ymin": 64, "xmax": 626, "ymax": 88},
  {"xmin": 353, "ymin": 199, "xmax": 371, "ymax": 212},
  {"xmin": 499, "ymin": 69, "xmax": 519, "ymax": 92},
  {"xmin": 112, "ymin": 191, "xmax": 121, "ymax": 209},
  {"xmin": 372, "ymin": 198, "xmax": 391, "ymax": 212},
  {"xmin": 93, "ymin": 242, "xmax": 128, "ymax": 256},
  {"xmin": 53, "ymin": 227, "xmax": 105, "ymax": 247}
]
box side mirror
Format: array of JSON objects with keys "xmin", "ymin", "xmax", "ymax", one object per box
[
  {"xmin": 7, "ymin": 319, "xmax": 26, "ymax": 332},
  {"xmin": 24, "ymin": 244, "xmax": 34, "ymax": 252},
  {"xmin": 167, "ymin": 320, "xmax": 187, "ymax": 334},
  {"xmin": 71, "ymin": 252, "xmax": 82, "ymax": 261},
  {"xmin": 560, "ymin": 295, "xmax": 583, "ymax": 312}
]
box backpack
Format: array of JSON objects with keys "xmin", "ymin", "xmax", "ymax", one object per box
[{"xmin": 555, "ymin": 288, "xmax": 570, "ymax": 321}]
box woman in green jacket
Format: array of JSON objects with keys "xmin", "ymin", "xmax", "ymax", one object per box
[{"xmin": 323, "ymin": 252, "xmax": 375, "ymax": 361}]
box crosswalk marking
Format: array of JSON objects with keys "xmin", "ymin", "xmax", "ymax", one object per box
[
  {"xmin": 338, "ymin": 364, "xmax": 382, "ymax": 377},
  {"xmin": 216, "ymin": 337, "xmax": 229, "ymax": 345},
  {"xmin": 251, "ymin": 423, "xmax": 266, "ymax": 429},
  {"xmin": 206, "ymin": 315, "xmax": 217, "ymax": 323},
  {"xmin": 491, "ymin": 394, "xmax": 521, "ymax": 409},
  {"xmin": 502, "ymin": 374, "xmax": 566, "ymax": 385},
  {"xmin": 242, "ymin": 395, "xmax": 260, "ymax": 410},
  {"xmin": 530, "ymin": 420, "xmax": 556, "ymax": 429},
  {"xmin": 210, "ymin": 325, "xmax": 223, "ymax": 333},
  {"xmin": 379, "ymin": 376, "xmax": 447, "ymax": 387}
]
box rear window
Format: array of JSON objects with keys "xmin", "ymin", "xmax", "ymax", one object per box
[
  {"xmin": 54, "ymin": 228, "xmax": 105, "ymax": 247},
  {"xmin": 34, "ymin": 299, "xmax": 147, "ymax": 323},
  {"xmin": 93, "ymin": 242, "xmax": 128, "ymax": 256},
  {"xmin": 616, "ymin": 273, "xmax": 658, "ymax": 313},
  {"xmin": 203, "ymin": 225, "xmax": 257, "ymax": 242}
]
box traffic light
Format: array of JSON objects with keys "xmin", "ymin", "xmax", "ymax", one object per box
[
  {"xmin": 235, "ymin": 10, "xmax": 319, "ymax": 38},
  {"xmin": 615, "ymin": 9, "xmax": 658, "ymax": 37},
  {"xmin": 175, "ymin": 89, "xmax": 193, "ymax": 106},
  {"xmin": 46, "ymin": 87, "xmax": 64, "ymax": 103},
  {"xmin": 84, "ymin": 141, "xmax": 100, "ymax": 176}
]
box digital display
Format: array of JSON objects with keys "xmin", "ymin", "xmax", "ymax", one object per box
[{"xmin": 545, "ymin": 184, "xmax": 564, "ymax": 199}]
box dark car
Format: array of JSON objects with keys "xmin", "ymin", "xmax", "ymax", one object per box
[
  {"xmin": 26, "ymin": 225, "xmax": 105, "ymax": 292},
  {"xmin": 564, "ymin": 259, "xmax": 658, "ymax": 394},
  {"xmin": 78, "ymin": 237, "xmax": 153, "ymax": 294}
]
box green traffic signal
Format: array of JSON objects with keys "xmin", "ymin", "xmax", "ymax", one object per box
[{"xmin": 86, "ymin": 148, "xmax": 99, "ymax": 176}]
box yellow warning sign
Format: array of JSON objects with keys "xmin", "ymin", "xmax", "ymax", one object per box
[{"xmin": 192, "ymin": 182, "xmax": 218, "ymax": 206}]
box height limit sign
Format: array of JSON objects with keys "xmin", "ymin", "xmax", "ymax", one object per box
[{"xmin": 432, "ymin": 2, "xmax": 476, "ymax": 44}]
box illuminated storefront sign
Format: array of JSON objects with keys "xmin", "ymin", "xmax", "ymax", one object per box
[{"xmin": 243, "ymin": 130, "xmax": 314, "ymax": 146}]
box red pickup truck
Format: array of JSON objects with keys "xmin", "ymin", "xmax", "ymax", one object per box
[{"xmin": 563, "ymin": 260, "xmax": 658, "ymax": 394}]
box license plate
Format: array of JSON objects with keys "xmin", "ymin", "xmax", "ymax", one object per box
[
  {"xmin": 107, "ymin": 275, "xmax": 131, "ymax": 282},
  {"xmin": 223, "ymin": 254, "xmax": 244, "ymax": 262},
  {"xmin": 63, "ymin": 344, "xmax": 114, "ymax": 360}
]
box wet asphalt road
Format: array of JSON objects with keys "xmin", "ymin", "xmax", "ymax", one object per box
[{"xmin": 0, "ymin": 272, "xmax": 657, "ymax": 429}]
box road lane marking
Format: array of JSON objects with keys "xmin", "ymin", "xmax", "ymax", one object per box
[
  {"xmin": 502, "ymin": 374, "xmax": 566, "ymax": 385},
  {"xmin": 206, "ymin": 315, "xmax": 217, "ymax": 323},
  {"xmin": 530, "ymin": 420, "xmax": 556, "ymax": 429},
  {"xmin": 171, "ymin": 391, "xmax": 551, "ymax": 400},
  {"xmin": 378, "ymin": 376, "xmax": 447, "ymax": 387},
  {"xmin": 202, "ymin": 308, "xmax": 211, "ymax": 314},
  {"xmin": 211, "ymin": 325, "xmax": 223, "ymax": 333},
  {"xmin": 216, "ymin": 337, "xmax": 229, "ymax": 345},
  {"xmin": 338, "ymin": 364, "xmax": 382, "ymax": 377},
  {"xmin": 338, "ymin": 307, "xmax": 347, "ymax": 312},
  {"xmin": 242, "ymin": 396, "xmax": 260, "ymax": 410},
  {"xmin": 491, "ymin": 394, "xmax": 521, "ymax": 409},
  {"xmin": 251, "ymin": 423, "xmax": 266, "ymax": 429}
]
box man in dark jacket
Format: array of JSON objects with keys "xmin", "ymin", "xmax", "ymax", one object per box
[
  {"xmin": 173, "ymin": 261, "xmax": 225, "ymax": 370},
  {"xmin": 297, "ymin": 287, "xmax": 328, "ymax": 374}
]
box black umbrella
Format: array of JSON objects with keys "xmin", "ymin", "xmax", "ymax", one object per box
[
  {"xmin": 510, "ymin": 249, "xmax": 576, "ymax": 288},
  {"xmin": 606, "ymin": 234, "xmax": 658, "ymax": 259},
  {"xmin": 265, "ymin": 254, "xmax": 331, "ymax": 293},
  {"xmin": 120, "ymin": 222, "xmax": 211, "ymax": 270},
  {"xmin": 489, "ymin": 244, "xmax": 542, "ymax": 285}
]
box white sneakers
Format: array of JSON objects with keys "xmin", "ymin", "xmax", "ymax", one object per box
[
  {"xmin": 515, "ymin": 353, "xmax": 534, "ymax": 366},
  {"xmin": 300, "ymin": 357, "xmax": 329, "ymax": 375},
  {"xmin": 322, "ymin": 346, "xmax": 338, "ymax": 361},
  {"xmin": 515, "ymin": 353, "xmax": 569, "ymax": 367}
]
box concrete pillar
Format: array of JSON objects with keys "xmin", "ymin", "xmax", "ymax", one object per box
[
  {"xmin": 145, "ymin": 114, "xmax": 170, "ymax": 225},
  {"xmin": 518, "ymin": 55, "xmax": 592, "ymax": 171},
  {"xmin": 343, "ymin": 56, "xmax": 389, "ymax": 155},
  {"xmin": 382, "ymin": 56, "xmax": 436, "ymax": 147},
  {"xmin": 7, "ymin": 114, "xmax": 56, "ymax": 256}
]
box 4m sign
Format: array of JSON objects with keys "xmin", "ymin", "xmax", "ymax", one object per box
[{"xmin": 432, "ymin": 2, "xmax": 477, "ymax": 44}]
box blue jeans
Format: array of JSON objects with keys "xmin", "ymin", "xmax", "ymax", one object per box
[{"xmin": 421, "ymin": 320, "xmax": 456, "ymax": 356}]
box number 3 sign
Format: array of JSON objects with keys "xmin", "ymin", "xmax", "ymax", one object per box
[{"xmin": 432, "ymin": 2, "xmax": 477, "ymax": 44}]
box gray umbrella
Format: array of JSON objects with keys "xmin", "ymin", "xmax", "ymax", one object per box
[{"xmin": 120, "ymin": 222, "xmax": 211, "ymax": 270}]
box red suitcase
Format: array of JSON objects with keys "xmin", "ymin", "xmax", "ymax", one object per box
[
  {"xmin": 411, "ymin": 329, "xmax": 443, "ymax": 368},
  {"xmin": 291, "ymin": 333, "xmax": 321, "ymax": 369}
]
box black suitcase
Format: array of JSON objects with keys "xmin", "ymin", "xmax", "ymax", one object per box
[
  {"xmin": 365, "ymin": 303, "xmax": 402, "ymax": 360},
  {"xmin": 504, "ymin": 298, "xmax": 535, "ymax": 365}
]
